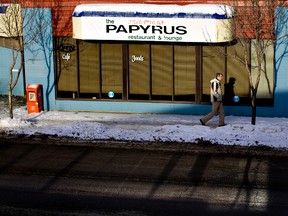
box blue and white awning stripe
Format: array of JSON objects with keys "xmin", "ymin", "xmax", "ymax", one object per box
[
  {"xmin": 0, "ymin": 5, "xmax": 8, "ymax": 14},
  {"xmin": 73, "ymin": 11, "xmax": 229, "ymax": 19},
  {"xmin": 72, "ymin": 4, "xmax": 234, "ymax": 20}
]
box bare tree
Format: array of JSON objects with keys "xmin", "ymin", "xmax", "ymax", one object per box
[
  {"xmin": 0, "ymin": 2, "xmax": 42, "ymax": 119},
  {"xmin": 227, "ymin": 0, "xmax": 287, "ymax": 124}
]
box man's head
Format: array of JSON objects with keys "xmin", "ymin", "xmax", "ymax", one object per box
[
  {"xmin": 229, "ymin": 77, "xmax": 236, "ymax": 84},
  {"xmin": 216, "ymin": 73, "xmax": 223, "ymax": 81}
]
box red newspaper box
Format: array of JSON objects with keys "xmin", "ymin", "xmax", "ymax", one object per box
[{"xmin": 26, "ymin": 84, "xmax": 43, "ymax": 113}]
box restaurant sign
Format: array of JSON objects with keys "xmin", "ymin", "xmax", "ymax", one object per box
[{"xmin": 72, "ymin": 4, "xmax": 234, "ymax": 43}]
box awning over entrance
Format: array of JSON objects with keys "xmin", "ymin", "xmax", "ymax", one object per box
[{"xmin": 72, "ymin": 3, "xmax": 234, "ymax": 43}]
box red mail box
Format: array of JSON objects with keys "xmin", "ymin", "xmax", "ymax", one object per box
[{"xmin": 26, "ymin": 84, "xmax": 43, "ymax": 113}]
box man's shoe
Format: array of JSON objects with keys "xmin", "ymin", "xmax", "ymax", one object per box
[
  {"xmin": 200, "ymin": 119, "xmax": 205, "ymax": 126},
  {"xmin": 218, "ymin": 124, "xmax": 227, "ymax": 127}
]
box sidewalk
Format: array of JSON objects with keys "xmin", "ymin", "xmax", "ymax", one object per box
[
  {"xmin": 0, "ymin": 104, "xmax": 287, "ymax": 149},
  {"xmin": 1, "ymin": 96, "xmax": 288, "ymax": 149}
]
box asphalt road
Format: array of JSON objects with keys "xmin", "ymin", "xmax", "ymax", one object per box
[{"xmin": 1, "ymin": 135, "xmax": 288, "ymax": 215}]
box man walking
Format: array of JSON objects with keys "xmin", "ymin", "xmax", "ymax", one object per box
[{"xmin": 200, "ymin": 73, "xmax": 225, "ymax": 127}]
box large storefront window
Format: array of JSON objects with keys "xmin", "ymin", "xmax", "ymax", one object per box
[
  {"xmin": 226, "ymin": 42, "xmax": 250, "ymax": 102},
  {"xmin": 101, "ymin": 43, "xmax": 123, "ymax": 99},
  {"xmin": 151, "ymin": 45, "xmax": 173, "ymax": 100},
  {"xmin": 174, "ymin": 46, "xmax": 196, "ymax": 101},
  {"xmin": 251, "ymin": 40, "xmax": 274, "ymax": 103},
  {"xmin": 54, "ymin": 38, "xmax": 274, "ymax": 106},
  {"xmin": 79, "ymin": 41, "xmax": 100, "ymax": 99},
  {"xmin": 202, "ymin": 46, "xmax": 225, "ymax": 102},
  {"xmin": 128, "ymin": 44, "xmax": 196, "ymax": 101},
  {"xmin": 55, "ymin": 37, "xmax": 77, "ymax": 98},
  {"xmin": 128, "ymin": 44, "xmax": 150, "ymax": 100}
]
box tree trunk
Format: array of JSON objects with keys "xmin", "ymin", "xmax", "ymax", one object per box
[
  {"xmin": 8, "ymin": 86, "xmax": 13, "ymax": 119},
  {"xmin": 251, "ymin": 91, "xmax": 257, "ymax": 125}
]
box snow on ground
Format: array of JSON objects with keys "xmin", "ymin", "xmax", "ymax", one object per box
[{"xmin": 1, "ymin": 104, "xmax": 288, "ymax": 149}]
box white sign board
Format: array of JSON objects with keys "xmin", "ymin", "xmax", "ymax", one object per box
[{"xmin": 73, "ymin": 4, "xmax": 234, "ymax": 43}]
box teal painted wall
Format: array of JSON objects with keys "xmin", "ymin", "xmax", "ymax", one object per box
[
  {"xmin": 0, "ymin": 47, "xmax": 24, "ymax": 96},
  {"xmin": 273, "ymin": 7, "xmax": 288, "ymax": 117},
  {"xmin": 52, "ymin": 100, "xmax": 252, "ymax": 116},
  {"xmin": 23, "ymin": 8, "xmax": 55, "ymax": 111},
  {"xmin": 0, "ymin": 8, "xmax": 55, "ymax": 111}
]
